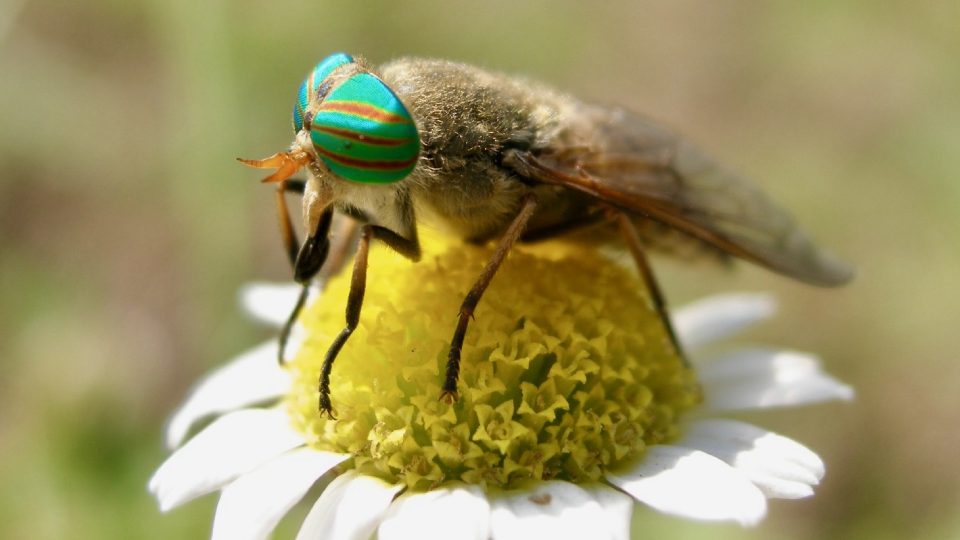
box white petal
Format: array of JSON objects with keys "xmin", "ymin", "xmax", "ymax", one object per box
[
  {"xmin": 677, "ymin": 419, "xmax": 825, "ymax": 499},
  {"xmin": 296, "ymin": 470, "xmax": 402, "ymax": 540},
  {"xmin": 238, "ymin": 282, "xmax": 319, "ymax": 327},
  {"xmin": 379, "ymin": 484, "xmax": 490, "ymax": 540},
  {"xmin": 673, "ymin": 293, "xmax": 776, "ymax": 351},
  {"xmin": 149, "ymin": 408, "xmax": 306, "ymax": 512},
  {"xmin": 212, "ymin": 447, "xmax": 348, "ymax": 540},
  {"xmin": 582, "ymin": 485, "xmax": 633, "ymax": 540},
  {"xmin": 606, "ymin": 445, "xmax": 767, "ymax": 526},
  {"xmin": 165, "ymin": 341, "xmax": 292, "ymax": 450},
  {"xmin": 489, "ymin": 481, "xmax": 616, "ymax": 540},
  {"xmin": 698, "ymin": 348, "xmax": 854, "ymax": 411}
]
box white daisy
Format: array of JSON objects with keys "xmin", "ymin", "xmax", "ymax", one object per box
[{"xmin": 150, "ymin": 238, "xmax": 852, "ymax": 540}]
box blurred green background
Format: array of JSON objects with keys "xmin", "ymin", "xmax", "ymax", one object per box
[{"xmin": 1, "ymin": 0, "xmax": 958, "ymax": 538}]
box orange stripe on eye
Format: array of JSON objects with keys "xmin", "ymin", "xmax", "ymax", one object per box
[
  {"xmin": 313, "ymin": 126, "xmax": 412, "ymax": 147},
  {"xmin": 315, "ymin": 146, "xmax": 419, "ymax": 171},
  {"xmin": 317, "ymin": 101, "xmax": 410, "ymax": 124}
]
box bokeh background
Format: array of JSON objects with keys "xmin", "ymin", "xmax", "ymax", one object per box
[{"xmin": 1, "ymin": 0, "xmax": 958, "ymax": 538}]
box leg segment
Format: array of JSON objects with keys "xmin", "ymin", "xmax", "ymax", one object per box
[
  {"xmin": 616, "ymin": 213, "xmax": 685, "ymax": 359},
  {"xmin": 320, "ymin": 216, "xmax": 362, "ymax": 280},
  {"xmin": 440, "ymin": 193, "xmax": 539, "ymax": 403},
  {"xmin": 277, "ymin": 285, "xmax": 310, "ymax": 365},
  {"xmin": 278, "ymin": 216, "xmax": 363, "ymax": 365},
  {"xmin": 276, "ymin": 179, "xmax": 306, "ymax": 267},
  {"xmin": 317, "ymin": 224, "xmax": 421, "ymax": 418},
  {"xmin": 275, "ymin": 179, "xmax": 332, "ymax": 365},
  {"xmin": 317, "ymin": 225, "xmax": 371, "ymax": 418}
]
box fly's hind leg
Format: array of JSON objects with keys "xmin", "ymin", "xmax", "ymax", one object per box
[
  {"xmin": 616, "ymin": 212, "xmax": 686, "ymax": 360},
  {"xmin": 441, "ymin": 193, "xmax": 539, "ymax": 403}
]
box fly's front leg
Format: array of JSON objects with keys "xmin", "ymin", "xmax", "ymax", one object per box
[
  {"xmin": 317, "ymin": 226, "xmax": 370, "ymax": 419},
  {"xmin": 276, "ymin": 180, "xmax": 333, "ymax": 365},
  {"xmin": 616, "ymin": 213, "xmax": 686, "ymax": 360},
  {"xmin": 279, "ymin": 216, "xmax": 362, "ymax": 366},
  {"xmin": 276, "ymin": 179, "xmax": 306, "ymax": 267},
  {"xmin": 441, "ymin": 193, "xmax": 539, "ymax": 403},
  {"xmin": 318, "ymin": 224, "xmax": 421, "ymax": 418}
]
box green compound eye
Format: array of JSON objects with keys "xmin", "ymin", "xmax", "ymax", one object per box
[
  {"xmin": 310, "ymin": 73, "xmax": 420, "ymax": 184},
  {"xmin": 293, "ymin": 53, "xmax": 355, "ymax": 133}
]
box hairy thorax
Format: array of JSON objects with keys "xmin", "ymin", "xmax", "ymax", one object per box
[{"xmin": 380, "ymin": 58, "xmax": 589, "ymax": 242}]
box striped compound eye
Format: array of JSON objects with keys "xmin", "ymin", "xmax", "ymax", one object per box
[
  {"xmin": 292, "ymin": 53, "xmax": 355, "ymax": 134},
  {"xmin": 310, "ymin": 73, "xmax": 420, "ymax": 184}
]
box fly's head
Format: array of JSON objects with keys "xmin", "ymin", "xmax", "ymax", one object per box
[{"xmin": 240, "ymin": 53, "xmax": 421, "ymax": 236}]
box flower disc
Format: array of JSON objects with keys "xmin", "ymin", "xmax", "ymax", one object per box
[{"xmin": 287, "ymin": 235, "xmax": 700, "ymax": 491}]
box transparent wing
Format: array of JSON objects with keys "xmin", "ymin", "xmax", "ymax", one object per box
[{"xmin": 506, "ymin": 107, "xmax": 852, "ymax": 286}]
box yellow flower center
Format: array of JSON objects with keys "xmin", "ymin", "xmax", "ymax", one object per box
[{"xmin": 286, "ymin": 232, "xmax": 700, "ymax": 491}]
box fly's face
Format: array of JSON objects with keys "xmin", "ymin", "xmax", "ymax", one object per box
[{"xmin": 241, "ymin": 53, "xmax": 421, "ymax": 190}]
